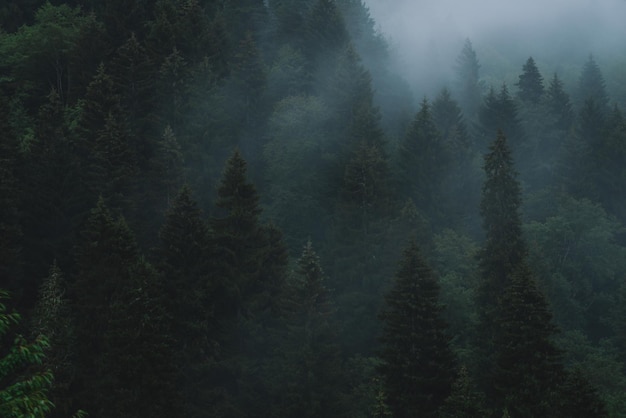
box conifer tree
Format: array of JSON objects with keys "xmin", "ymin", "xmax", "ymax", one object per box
[
  {"xmin": 283, "ymin": 240, "xmax": 344, "ymax": 417},
  {"xmin": 72, "ymin": 198, "xmax": 177, "ymax": 417},
  {"xmin": 545, "ymin": 73, "xmax": 574, "ymax": 131},
  {"xmin": 212, "ymin": 149, "xmax": 264, "ymax": 314},
  {"xmin": 475, "ymin": 131, "xmax": 526, "ymax": 396},
  {"xmin": 516, "ymin": 56, "xmax": 544, "ymax": 104},
  {"xmin": 493, "ymin": 263, "xmax": 565, "ymax": 417},
  {"xmin": 454, "ymin": 38, "xmax": 482, "ymax": 120},
  {"xmin": 438, "ymin": 366, "xmax": 486, "ymax": 418},
  {"xmin": 577, "ymin": 54, "xmax": 609, "ymax": 111},
  {"xmin": 478, "ymin": 83, "xmax": 523, "ymax": 152},
  {"xmin": 399, "ymin": 98, "xmax": 448, "ymax": 219},
  {"xmin": 378, "ymin": 240, "xmax": 456, "ymax": 418}
]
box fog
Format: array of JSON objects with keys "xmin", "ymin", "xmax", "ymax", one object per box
[{"xmin": 363, "ymin": 0, "xmax": 626, "ymax": 97}]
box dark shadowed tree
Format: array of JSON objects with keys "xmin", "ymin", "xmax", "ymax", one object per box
[
  {"xmin": 379, "ymin": 240, "xmax": 456, "ymax": 418},
  {"xmin": 560, "ymin": 367, "xmax": 609, "ymax": 418},
  {"xmin": 516, "ymin": 56, "xmax": 544, "ymax": 104},
  {"xmin": 398, "ymin": 98, "xmax": 449, "ymax": 220},
  {"xmin": 493, "ymin": 263, "xmax": 565, "ymax": 417},
  {"xmin": 438, "ymin": 366, "xmax": 486, "ymax": 418}
]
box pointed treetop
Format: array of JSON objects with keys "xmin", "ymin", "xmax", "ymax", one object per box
[{"xmin": 516, "ymin": 56, "xmax": 544, "ymax": 103}]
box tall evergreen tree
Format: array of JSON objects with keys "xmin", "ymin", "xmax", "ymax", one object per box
[
  {"xmin": 493, "ymin": 263, "xmax": 565, "ymax": 417},
  {"xmin": 478, "ymin": 84, "xmax": 523, "ymax": 153},
  {"xmin": 155, "ymin": 184, "xmax": 218, "ymax": 417},
  {"xmin": 577, "ymin": 54, "xmax": 609, "ymax": 111},
  {"xmin": 475, "ymin": 131, "xmax": 526, "ymax": 396},
  {"xmin": 516, "ymin": 56, "xmax": 544, "ymax": 104},
  {"xmin": 378, "ymin": 240, "xmax": 457, "ymax": 418},
  {"xmin": 72, "ymin": 198, "xmax": 177, "ymax": 417},
  {"xmin": 438, "ymin": 366, "xmax": 486, "ymax": 418},
  {"xmin": 282, "ymin": 240, "xmax": 344, "ymax": 417},
  {"xmin": 454, "ymin": 38, "xmax": 482, "ymax": 120},
  {"xmin": 545, "ymin": 73, "xmax": 574, "ymax": 131},
  {"xmin": 398, "ymin": 98, "xmax": 449, "ymax": 220}
]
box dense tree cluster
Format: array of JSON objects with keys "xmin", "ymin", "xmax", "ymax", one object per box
[{"xmin": 1, "ymin": 1, "xmax": 626, "ymax": 417}]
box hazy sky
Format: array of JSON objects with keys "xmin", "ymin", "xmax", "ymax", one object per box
[{"xmin": 363, "ymin": 0, "xmax": 626, "ymax": 96}]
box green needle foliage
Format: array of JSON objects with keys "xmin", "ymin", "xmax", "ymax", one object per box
[{"xmin": 0, "ymin": 289, "xmax": 54, "ymax": 418}]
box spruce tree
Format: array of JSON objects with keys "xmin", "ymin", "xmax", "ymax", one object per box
[
  {"xmin": 577, "ymin": 54, "xmax": 609, "ymax": 111},
  {"xmin": 398, "ymin": 98, "xmax": 448, "ymax": 219},
  {"xmin": 379, "ymin": 240, "xmax": 456, "ymax": 418},
  {"xmin": 283, "ymin": 240, "xmax": 344, "ymax": 417},
  {"xmin": 72, "ymin": 198, "xmax": 177, "ymax": 417},
  {"xmin": 493, "ymin": 263, "xmax": 565, "ymax": 417},
  {"xmin": 516, "ymin": 56, "xmax": 544, "ymax": 104},
  {"xmin": 545, "ymin": 73, "xmax": 574, "ymax": 131},
  {"xmin": 155, "ymin": 184, "xmax": 218, "ymax": 418},
  {"xmin": 475, "ymin": 131, "xmax": 526, "ymax": 396},
  {"xmin": 438, "ymin": 366, "xmax": 486, "ymax": 418}
]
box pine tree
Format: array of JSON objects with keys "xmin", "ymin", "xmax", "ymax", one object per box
[
  {"xmin": 398, "ymin": 98, "xmax": 448, "ymax": 219},
  {"xmin": 378, "ymin": 240, "xmax": 457, "ymax": 418},
  {"xmin": 283, "ymin": 240, "xmax": 344, "ymax": 417},
  {"xmin": 72, "ymin": 198, "xmax": 178, "ymax": 417},
  {"xmin": 545, "ymin": 73, "xmax": 574, "ymax": 131},
  {"xmin": 437, "ymin": 366, "xmax": 486, "ymax": 418},
  {"xmin": 577, "ymin": 54, "xmax": 609, "ymax": 111},
  {"xmin": 212, "ymin": 149, "xmax": 264, "ymax": 314},
  {"xmin": 478, "ymin": 83, "xmax": 523, "ymax": 153},
  {"xmin": 493, "ymin": 263, "xmax": 565, "ymax": 417},
  {"xmin": 475, "ymin": 131, "xmax": 526, "ymax": 397},
  {"xmin": 516, "ymin": 56, "xmax": 544, "ymax": 104}
]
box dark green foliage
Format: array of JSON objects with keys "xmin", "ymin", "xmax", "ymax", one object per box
[
  {"xmin": 476, "ymin": 131, "xmax": 526, "ymax": 395},
  {"xmin": 516, "ymin": 56, "xmax": 544, "ymax": 104},
  {"xmin": 454, "ymin": 39, "xmax": 482, "ymax": 120},
  {"xmin": 493, "ymin": 263, "xmax": 565, "ymax": 417},
  {"xmin": 306, "ymin": 0, "xmax": 349, "ymax": 64},
  {"xmin": 438, "ymin": 366, "xmax": 486, "ymax": 418},
  {"xmin": 0, "ymin": 93, "xmax": 23, "ymax": 298},
  {"xmin": 282, "ymin": 240, "xmax": 344, "ymax": 417},
  {"xmin": 72, "ymin": 198, "xmax": 178, "ymax": 417},
  {"xmin": 478, "ymin": 84, "xmax": 523, "ymax": 153},
  {"xmin": 379, "ymin": 241, "xmax": 457, "ymax": 418},
  {"xmin": 0, "ymin": 289, "xmax": 54, "ymax": 418},
  {"xmin": 561, "ymin": 367, "xmax": 609, "ymax": 418},
  {"xmin": 399, "ymin": 98, "xmax": 449, "ymax": 219},
  {"xmin": 31, "ymin": 262, "xmax": 75, "ymax": 418}
]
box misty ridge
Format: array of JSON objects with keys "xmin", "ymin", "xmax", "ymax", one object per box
[
  {"xmin": 1, "ymin": 0, "xmax": 626, "ymax": 417},
  {"xmin": 365, "ymin": 0, "xmax": 626, "ymax": 101}
]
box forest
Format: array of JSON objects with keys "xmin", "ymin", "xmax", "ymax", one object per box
[{"xmin": 1, "ymin": 0, "xmax": 626, "ymax": 417}]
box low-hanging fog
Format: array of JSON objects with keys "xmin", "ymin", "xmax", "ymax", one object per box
[{"xmin": 364, "ymin": 0, "xmax": 626, "ymax": 98}]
